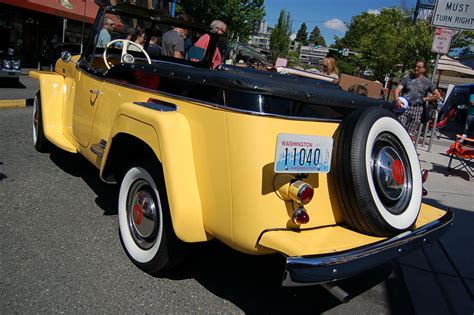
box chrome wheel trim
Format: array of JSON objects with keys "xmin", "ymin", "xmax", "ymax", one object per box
[
  {"xmin": 371, "ymin": 132, "xmax": 412, "ymax": 215},
  {"xmin": 32, "ymin": 95, "xmax": 38, "ymax": 144},
  {"xmin": 126, "ymin": 179, "xmax": 159, "ymax": 250}
]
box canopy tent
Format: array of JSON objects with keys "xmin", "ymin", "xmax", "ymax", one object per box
[{"xmin": 0, "ymin": 0, "xmax": 100, "ymax": 24}]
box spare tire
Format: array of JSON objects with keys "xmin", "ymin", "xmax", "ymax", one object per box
[{"xmin": 332, "ymin": 106, "xmax": 422, "ymax": 237}]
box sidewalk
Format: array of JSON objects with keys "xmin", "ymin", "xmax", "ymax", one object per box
[
  {"xmin": 399, "ymin": 123, "xmax": 474, "ymax": 313},
  {"xmin": 0, "ymin": 70, "xmax": 39, "ymax": 102}
]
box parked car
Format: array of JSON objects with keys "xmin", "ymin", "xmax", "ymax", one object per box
[
  {"xmin": 30, "ymin": 1, "xmax": 453, "ymax": 288},
  {"xmin": 0, "ymin": 47, "xmax": 21, "ymax": 80}
]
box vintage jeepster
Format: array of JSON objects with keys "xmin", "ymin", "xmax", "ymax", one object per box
[{"xmin": 31, "ymin": 1, "xmax": 453, "ymax": 287}]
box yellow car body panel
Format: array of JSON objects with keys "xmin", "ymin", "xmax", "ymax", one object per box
[
  {"xmin": 259, "ymin": 203, "xmax": 446, "ymax": 256},
  {"xmin": 104, "ymin": 102, "xmax": 210, "ymax": 242},
  {"xmin": 32, "ymin": 58, "xmax": 450, "ymax": 258},
  {"xmin": 29, "ymin": 70, "xmax": 77, "ymax": 153}
]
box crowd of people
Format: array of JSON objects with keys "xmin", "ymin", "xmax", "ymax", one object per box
[{"xmin": 96, "ymin": 15, "xmax": 227, "ymax": 69}]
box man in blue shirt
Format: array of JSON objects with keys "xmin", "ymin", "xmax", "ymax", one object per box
[{"xmin": 97, "ymin": 17, "xmax": 115, "ymax": 48}]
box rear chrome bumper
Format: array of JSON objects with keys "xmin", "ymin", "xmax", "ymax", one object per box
[{"xmin": 282, "ymin": 209, "xmax": 454, "ymax": 286}]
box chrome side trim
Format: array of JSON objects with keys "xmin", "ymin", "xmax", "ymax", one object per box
[{"xmin": 282, "ymin": 209, "xmax": 454, "ymax": 286}]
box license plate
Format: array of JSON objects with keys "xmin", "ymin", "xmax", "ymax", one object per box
[{"xmin": 274, "ymin": 133, "xmax": 333, "ymax": 173}]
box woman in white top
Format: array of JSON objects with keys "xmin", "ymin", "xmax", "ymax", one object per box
[{"xmin": 128, "ymin": 28, "xmax": 146, "ymax": 52}]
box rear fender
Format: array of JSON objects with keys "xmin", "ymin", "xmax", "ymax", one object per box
[{"xmin": 101, "ymin": 102, "xmax": 210, "ymax": 243}]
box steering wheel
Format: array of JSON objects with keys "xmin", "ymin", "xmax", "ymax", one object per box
[{"xmin": 103, "ymin": 39, "xmax": 152, "ymax": 70}]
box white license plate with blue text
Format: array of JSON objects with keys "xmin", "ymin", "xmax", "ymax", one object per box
[{"xmin": 274, "ymin": 134, "xmax": 333, "ymax": 173}]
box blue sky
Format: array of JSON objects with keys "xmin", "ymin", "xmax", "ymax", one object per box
[{"xmin": 264, "ymin": 0, "xmax": 418, "ymax": 45}]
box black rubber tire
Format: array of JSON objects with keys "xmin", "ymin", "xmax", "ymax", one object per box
[
  {"xmin": 118, "ymin": 160, "xmax": 186, "ymax": 275},
  {"xmin": 32, "ymin": 92, "xmax": 51, "ymax": 152},
  {"xmin": 331, "ymin": 106, "xmax": 422, "ymax": 237}
]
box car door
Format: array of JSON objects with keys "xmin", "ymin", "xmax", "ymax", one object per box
[{"xmin": 72, "ymin": 68, "xmax": 104, "ymax": 148}]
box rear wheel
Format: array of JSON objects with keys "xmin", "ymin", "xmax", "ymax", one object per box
[
  {"xmin": 332, "ymin": 107, "xmax": 422, "ymax": 236},
  {"xmin": 32, "ymin": 92, "xmax": 50, "ymax": 152},
  {"xmin": 118, "ymin": 162, "xmax": 185, "ymax": 274}
]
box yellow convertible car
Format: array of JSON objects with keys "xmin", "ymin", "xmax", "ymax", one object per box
[{"xmin": 31, "ymin": 1, "xmax": 453, "ymax": 287}]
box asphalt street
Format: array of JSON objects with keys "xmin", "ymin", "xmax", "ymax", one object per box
[{"xmin": 1, "ymin": 75, "xmax": 473, "ymax": 314}]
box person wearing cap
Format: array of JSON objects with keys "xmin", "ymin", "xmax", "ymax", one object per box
[
  {"xmin": 394, "ymin": 60, "xmax": 441, "ymax": 136},
  {"xmin": 193, "ymin": 20, "xmax": 227, "ymax": 69}
]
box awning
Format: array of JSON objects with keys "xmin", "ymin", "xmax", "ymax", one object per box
[
  {"xmin": 437, "ymin": 55, "xmax": 474, "ymax": 76},
  {"xmin": 0, "ymin": 0, "xmax": 99, "ymax": 24}
]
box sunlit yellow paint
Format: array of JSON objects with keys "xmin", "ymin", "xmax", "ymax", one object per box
[{"xmin": 32, "ymin": 57, "xmax": 448, "ymax": 256}]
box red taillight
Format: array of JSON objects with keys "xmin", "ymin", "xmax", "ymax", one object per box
[
  {"xmin": 421, "ymin": 169, "xmax": 429, "ymax": 183},
  {"xmin": 298, "ymin": 185, "xmax": 314, "ymax": 205},
  {"xmin": 292, "ymin": 207, "xmax": 310, "ymax": 225},
  {"xmin": 287, "ymin": 181, "xmax": 314, "ymax": 205}
]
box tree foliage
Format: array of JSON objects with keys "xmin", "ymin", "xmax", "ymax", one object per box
[
  {"xmin": 308, "ymin": 26, "xmax": 326, "ymax": 47},
  {"xmin": 295, "ymin": 22, "xmax": 308, "ymax": 44},
  {"xmin": 179, "ymin": 0, "xmax": 265, "ymax": 41},
  {"xmin": 450, "ymin": 30, "xmax": 474, "ymax": 56},
  {"xmin": 331, "ymin": 8, "xmax": 436, "ymax": 80},
  {"xmin": 269, "ymin": 9, "xmax": 292, "ymax": 60}
]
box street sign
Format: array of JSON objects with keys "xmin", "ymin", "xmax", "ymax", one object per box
[
  {"xmin": 431, "ymin": 27, "xmax": 454, "ymax": 54},
  {"xmin": 432, "ymin": 0, "xmax": 474, "ymax": 30},
  {"xmin": 342, "ymin": 48, "xmax": 349, "ymax": 57}
]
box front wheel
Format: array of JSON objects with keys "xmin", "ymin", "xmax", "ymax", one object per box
[{"xmin": 118, "ymin": 162, "xmax": 185, "ymax": 274}]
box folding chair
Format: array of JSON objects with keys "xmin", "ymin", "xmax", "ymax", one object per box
[{"xmin": 446, "ymin": 135, "xmax": 474, "ymax": 178}]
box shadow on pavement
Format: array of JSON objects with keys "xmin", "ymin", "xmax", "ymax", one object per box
[
  {"xmin": 0, "ymin": 78, "xmax": 26, "ymax": 89},
  {"xmin": 399, "ymin": 198, "xmax": 474, "ymax": 314},
  {"xmin": 46, "ymin": 145, "xmax": 472, "ymax": 313},
  {"xmin": 166, "ymin": 240, "xmax": 410, "ymax": 314},
  {"xmin": 48, "ymin": 147, "xmax": 118, "ymax": 216},
  {"xmin": 429, "ymin": 162, "xmax": 472, "ymax": 181}
]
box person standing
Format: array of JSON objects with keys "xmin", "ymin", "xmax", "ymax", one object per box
[
  {"xmin": 146, "ymin": 36, "xmax": 162, "ymax": 57},
  {"xmin": 394, "ymin": 61, "xmax": 441, "ymax": 136},
  {"xmin": 194, "ymin": 20, "xmax": 227, "ymax": 69},
  {"xmin": 97, "ymin": 17, "xmax": 115, "ymax": 48},
  {"xmin": 161, "ymin": 27, "xmax": 187, "ymax": 59}
]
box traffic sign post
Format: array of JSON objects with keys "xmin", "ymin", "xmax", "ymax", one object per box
[{"xmin": 431, "ymin": 0, "xmax": 474, "ymax": 30}]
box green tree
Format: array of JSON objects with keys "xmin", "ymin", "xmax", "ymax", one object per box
[
  {"xmin": 269, "ymin": 9, "xmax": 292, "ymax": 60},
  {"xmin": 179, "ymin": 0, "xmax": 265, "ymax": 41},
  {"xmin": 295, "ymin": 22, "xmax": 308, "ymax": 44},
  {"xmin": 450, "ymin": 30, "xmax": 474, "ymax": 56},
  {"xmin": 333, "ymin": 8, "xmax": 435, "ymax": 80},
  {"xmin": 308, "ymin": 26, "xmax": 326, "ymax": 47}
]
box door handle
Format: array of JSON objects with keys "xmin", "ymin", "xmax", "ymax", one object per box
[{"xmin": 89, "ymin": 89, "xmax": 103, "ymax": 95}]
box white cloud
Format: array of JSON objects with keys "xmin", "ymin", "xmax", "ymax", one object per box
[
  {"xmin": 323, "ymin": 18, "xmax": 347, "ymax": 33},
  {"xmin": 367, "ymin": 9, "xmax": 381, "ymax": 15},
  {"xmin": 290, "ymin": 33, "xmax": 297, "ymax": 41}
]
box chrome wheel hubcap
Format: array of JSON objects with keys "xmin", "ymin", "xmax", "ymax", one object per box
[
  {"xmin": 371, "ymin": 132, "xmax": 412, "ymax": 214},
  {"xmin": 127, "ymin": 179, "xmax": 159, "ymax": 250}
]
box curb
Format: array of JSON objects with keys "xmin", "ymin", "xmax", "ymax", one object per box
[{"xmin": 0, "ymin": 99, "xmax": 26, "ymax": 108}]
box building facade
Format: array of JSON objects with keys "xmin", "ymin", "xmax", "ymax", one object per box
[
  {"xmin": 249, "ymin": 21, "xmax": 273, "ymax": 50},
  {"xmin": 0, "ymin": 0, "xmax": 169, "ymax": 67},
  {"xmin": 299, "ymin": 45, "xmax": 329, "ymax": 65}
]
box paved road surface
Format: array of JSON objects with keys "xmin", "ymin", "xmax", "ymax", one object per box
[{"xmin": 1, "ymin": 76, "xmax": 473, "ymax": 313}]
